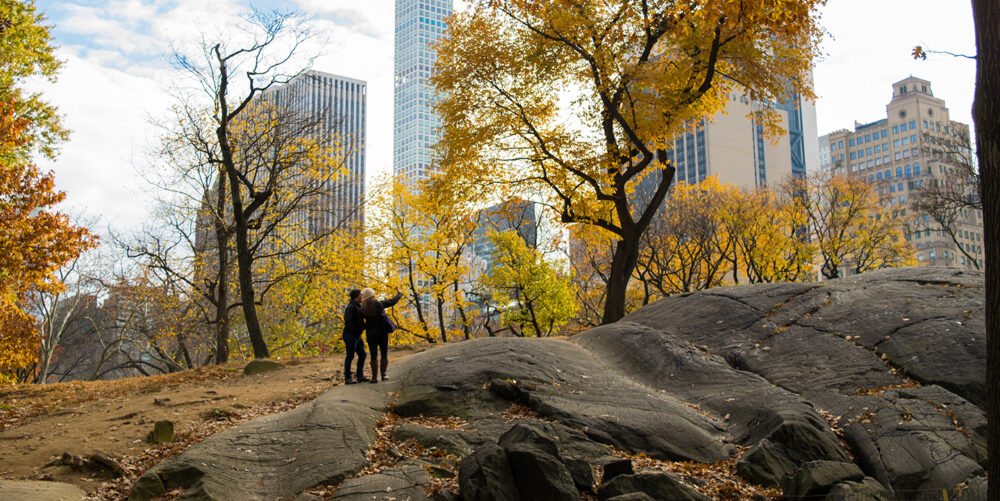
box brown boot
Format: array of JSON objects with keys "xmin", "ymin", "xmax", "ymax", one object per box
[
  {"xmin": 369, "ymin": 359, "xmax": 379, "ymax": 383},
  {"xmin": 380, "ymin": 359, "xmax": 388, "ymax": 381}
]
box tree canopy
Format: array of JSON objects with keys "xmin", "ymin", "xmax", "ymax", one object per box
[{"xmin": 433, "ymin": 0, "xmax": 827, "ymax": 323}]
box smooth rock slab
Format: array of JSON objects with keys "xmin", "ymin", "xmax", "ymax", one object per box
[
  {"xmin": 392, "ymin": 337, "xmax": 732, "ymax": 463},
  {"xmin": 0, "ymin": 480, "xmax": 86, "ymax": 501},
  {"xmin": 332, "ymin": 463, "xmax": 434, "ymax": 501},
  {"xmin": 130, "ymin": 383, "xmax": 389, "ymax": 501}
]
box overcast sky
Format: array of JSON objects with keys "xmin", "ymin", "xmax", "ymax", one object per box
[{"xmin": 32, "ymin": 0, "xmax": 977, "ymax": 235}]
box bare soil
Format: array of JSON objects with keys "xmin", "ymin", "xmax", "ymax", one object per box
[{"xmin": 0, "ymin": 344, "xmax": 434, "ymax": 495}]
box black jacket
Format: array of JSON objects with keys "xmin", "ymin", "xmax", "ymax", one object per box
[
  {"xmin": 362, "ymin": 292, "xmax": 403, "ymax": 339},
  {"xmin": 343, "ymin": 301, "xmax": 366, "ymax": 337}
]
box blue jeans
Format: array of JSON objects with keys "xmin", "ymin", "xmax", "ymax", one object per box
[{"xmin": 343, "ymin": 332, "xmax": 367, "ymax": 380}]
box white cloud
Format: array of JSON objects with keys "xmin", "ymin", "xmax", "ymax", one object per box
[{"xmin": 36, "ymin": 50, "xmax": 173, "ymax": 236}]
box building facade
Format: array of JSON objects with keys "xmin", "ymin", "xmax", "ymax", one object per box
[
  {"xmin": 818, "ymin": 76, "xmax": 981, "ymax": 269},
  {"xmin": 270, "ymin": 70, "xmax": 368, "ymax": 232},
  {"xmin": 669, "ymin": 90, "xmax": 819, "ymax": 189},
  {"xmin": 393, "ymin": 0, "xmax": 453, "ymax": 185}
]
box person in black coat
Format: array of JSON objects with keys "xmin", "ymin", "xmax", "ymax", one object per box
[
  {"xmin": 342, "ymin": 289, "xmax": 369, "ymax": 384},
  {"xmin": 359, "ymin": 287, "xmax": 403, "ymax": 383}
]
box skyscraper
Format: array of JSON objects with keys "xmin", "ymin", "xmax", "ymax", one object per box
[
  {"xmin": 668, "ymin": 89, "xmax": 818, "ymax": 189},
  {"xmin": 394, "ymin": 0, "xmax": 453, "ymax": 184},
  {"xmin": 270, "ymin": 70, "xmax": 367, "ymax": 232},
  {"xmin": 819, "ymin": 76, "xmax": 980, "ymax": 269}
]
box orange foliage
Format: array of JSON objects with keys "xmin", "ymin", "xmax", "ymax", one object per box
[{"xmin": 0, "ymin": 100, "xmax": 96, "ymax": 377}]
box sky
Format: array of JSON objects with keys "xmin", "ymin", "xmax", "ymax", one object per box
[{"xmin": 31, "ymin": 0, "xmax": 978, "ymax": 236}]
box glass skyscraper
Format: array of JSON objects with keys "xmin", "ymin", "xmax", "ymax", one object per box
[
  {"xmin": 394, "ymin": 0, "xmax": 453, "ymax": 184},
  {"xmin": 271, "ymin": 70, "xmax": 367, "ymax": 232}
]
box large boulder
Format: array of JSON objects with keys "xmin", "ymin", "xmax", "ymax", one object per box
[
  {"xmin": 458, "ymin": 444, "xmax": 519, "ymax": 501},
  {"xmin": 392, "ymin": 337, "xmax": 733, "ymax": 463},
  {"xmin": 596, "ymin": 472, "xmax": 710, "ymax": 501},
  {"xmin": 618, "ymin": 267, "xmax": 986, "ymax": 494},
  {"xmin": 780, "ymin": 460, "xmax": 865, "ymax": 500},
  {"xmin": 130, "ymin": 383, "xmax": 389, "ymax": 501}
]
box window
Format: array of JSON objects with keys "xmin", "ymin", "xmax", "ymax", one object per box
[
  {"xmin": 850, "ymin": 152, "xmax": 857, "ymax": 160},
  {"xmin": 914, "ymin": 164, "xmax": 921, "ymax": 176},
  {"xmin": 898, "ymin": 182, "xmax": 903, "ymax": 191},
  {"xmin": 866, "ymin": 147, "xmax": 872, "ymax": 155},
  {"xmin": 868, "ymin": 160, "xmax": 874, "ymax": 168},
  {"xmin": 905, "ymin": 165, "xmax": 912, "ymax": 177},
  {"xmin": 901, "ymin": 122, "xmax": 908, "ymax": 132},
  {"xmin": 930, "ymin": 251, "xmax": 936, "ymax": 259},
  {"xmin": 849, "ymin": 138, "xmax": 855, "ymax": 147},
  {"xmin": 876, "ymin": 172, "xmax": 883, "ymax": 180},
  {"xmin": 865, "ymin": 133, "xmax": 872, "ymax": 142},
  {"xmin": 923, "ymin": 120, "xmax": 929, "ymax": 128},
  {"xmin": 881, "ymin": 130, "xmax": 888, "ymax": 139},
  {"xmin": 918, "ymin": 253, "xmax": 924, "ymax": 260},
  {"xmin": 895, "ymin": 152, "xmax": 902, "ymax": 160},
  {"xmin": 903, "ymin": 150, "xmax": 911, "ymax": 158},
  {"xmin": 869, "ymin": 174, "xmax": 875, "ymax": 182},
  {"xmin": 894, "ymin": 139, "xmax": 901, "ymax": 148},
  {"xmin": 909, "ymin": 120, "xmax": 916, "ymax": 130},
  {"xmin": 874, "ymin": 145, "xmax": 881, "ymax": 153},
  {"xmin": 892, "ymin": 125, "xmax": 899, "ymax": 134},
  {"xmin": 896, "ymin": 167, "xmax": 903, "ymax": 177},
  {"xmin": 902, "ymin": 137, "xmax": 910, "ymax": 146},
  {"xmin": 838, "ymin": 140, "xmax": 844, "ymax": 148},
  {"xmin": 885, "ymin": 169, "xmax": 891, "ymax": 178},
  {"xmin": 890, "ymin": 184, "xmax": 896, "ymax": 193}
]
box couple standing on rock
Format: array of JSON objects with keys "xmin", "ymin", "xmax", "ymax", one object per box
[{"xmin": 342, "ymin": 288, "xmax": 403, "ymax": 384}]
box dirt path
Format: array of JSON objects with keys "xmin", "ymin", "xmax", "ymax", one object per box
[{"xmin": 0, "ymin": 344, "xmax": 433, "ymax": 494}]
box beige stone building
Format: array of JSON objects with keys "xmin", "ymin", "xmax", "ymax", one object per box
[
  {"xmin": 669, "ymin": 90, "xmax": 818, "ymax": 190},
  {"xmin": 819, "ymin": 76, "xmax": 981, "ymax": 270}
]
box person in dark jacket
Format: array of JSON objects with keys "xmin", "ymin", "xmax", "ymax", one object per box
[
  {"xmin": 359, "ymin": 287, "xmax": 403, "ymax": 383},
  {"xmin": 342, "ymin": 289, "xmax": 369, "ymax": 384}
]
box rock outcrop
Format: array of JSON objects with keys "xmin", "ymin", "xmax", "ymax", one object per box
[{"xmin": 126, "ymin": 267, "xmax": 986, "ymax": 501}]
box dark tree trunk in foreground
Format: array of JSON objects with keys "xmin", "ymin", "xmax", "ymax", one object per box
[{"xmin": 971, "ymin": 1, "xmax": 999, "ymax": 498}]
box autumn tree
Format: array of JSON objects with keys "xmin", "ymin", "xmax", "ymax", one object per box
[
  {"xmin": 0, "ymin": 0, "xmax": 67, "ymax": 160},
  {"xmin": 434, "ymin": 0, "xmax": 826, "ymax": 323},
  {"xmin": 0, "ymin": 2, "xmax": 95, "ymax": 381},
  {"xmin": 634, "ymin": 178, "xmax": 733, "ymax": 300},
  {"xmin": 166, "ymin": 10, "xmax": 352, "ymax": 359},
  {"xmin": 785, "ymin": 174, "xmax": 914, "ymax": 279},
  {"xmin": 720, "ymin": 186, "xmax": 814, "ymax": 284},
  {"xmin": 367, "ymin": 176, "xmax": 478, "ymax": 344},
  {"xmin": 478, "ymin": 230, "xmax": 576, "ymax": 337}
]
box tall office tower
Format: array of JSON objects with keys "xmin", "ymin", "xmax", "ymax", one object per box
[
  {"xmin": 394, "ymin": 0, "xmax": 453, "ymax": 185},
  {"xmin": 270, "ymin": 70, "xmax": 367, "ymax": 233},
  {"xmin": 632, "ymin": 85, "xmax": 818, "ymax": 214},
  {"xmin": 668, "ymin": 90, "xmax": 818, "ymax": 190},
  {"xmin": 818, "ymin": 76, "xmax": 980, "ymax": 269}
]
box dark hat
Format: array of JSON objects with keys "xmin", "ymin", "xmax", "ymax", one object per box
[{"xmin": 349, "ymin": 289, "xmax": 362, "ymax": 299}]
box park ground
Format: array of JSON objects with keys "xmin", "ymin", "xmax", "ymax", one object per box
[{"xmin": 0, "ymin": 344, "xmax": 435, "ymax": 496}]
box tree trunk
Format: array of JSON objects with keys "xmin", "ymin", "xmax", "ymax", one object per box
[
  {"xmin": 971, "ymin": 2, "xmax": 999, "ymax": 499},
  {"xmin": 435, "ymin": 293, "xmax": 448, "ymax": 343},
  {"xmin": 214, "ymin": 177, "xmax": 231, "ymax": 364},
  {"xmin": 601, "ymin": 232, "xmax": 641, "ymax": 324},
  {"xmin": 231, "ymin": 202, "xmax": 269, "ymax": 359}
]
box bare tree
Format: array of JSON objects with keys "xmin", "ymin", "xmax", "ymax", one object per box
[
  {"xmin": 911, "ymin": 128, "xmax": 982, "ymax": 268},
  {"xmin": 148, "ymin": 9, "xmax": 354, "ymax": 359}
]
